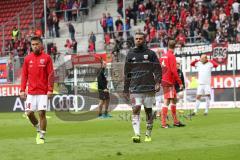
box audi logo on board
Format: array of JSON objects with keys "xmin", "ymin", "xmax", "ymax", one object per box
[{"xmin": 52, "ymin": 95, "xmax": 85, "ymax": 111}]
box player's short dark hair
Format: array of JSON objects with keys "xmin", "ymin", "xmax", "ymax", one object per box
[
  {"xmin": 135, "ymin": 31, "xmax": 145, "ymax": 38},
  {"xmin": 200, "ymin": 53, "xmax": 207, "ymax": 57},
  {"xmin": 168, "ymin": 40, "xmax": 176, "ymax": 49},
  {"xmin": 31, "ymin": 36, "xmax": 43, "ymax": 43}
]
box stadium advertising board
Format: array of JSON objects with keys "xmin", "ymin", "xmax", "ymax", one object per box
[
  {"xmin": 188, "ymin": 74, "xmax": 240, "ymax": 89},
  {"xmin": 0, "ymin": 93, "xmax": 121, "ymax": 112},
  {"xmin": 174, "ymin": 43, "xmax": 240, "ymax": 104},
  {"xmin": 211, "ymin": 75, "xmax": 240, "ymax": 88},
  {"xmin": 71, "ymin": 53, "xmax": 108, "ymax": 65},
  {"xmin": 0, "ymin": 94, "xmax": 90, "ymax": 112},
  {"xmin": 0, "ymin": 58, "xmax": 8, "ymax": 83},
  {"xmin": 174, "ymin": 43, "xmax": 240, "ymax": 72},
  {"xmin": 0, "ymin": 84, "xmax": 21, "ymax": 96},
  {"xmin": 0, "ymin": 93, "xmax": 239, "ymax": 112}
]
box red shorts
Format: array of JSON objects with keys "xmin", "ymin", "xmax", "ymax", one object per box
[{"xmin": 162, "ymin": 86, "xmax": 177, "ymax": 99}]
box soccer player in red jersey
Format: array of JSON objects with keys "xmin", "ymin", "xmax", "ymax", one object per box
[
  {"xmin": 20, "ymin": 36, "xmax": 54, "ymax": 144},
  {"xmin": 159, "ymin": 40, "xmax": 185, "ymax": 128}
]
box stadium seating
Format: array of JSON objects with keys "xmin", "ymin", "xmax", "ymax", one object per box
[{"xmin": 0, "ymin": 0, "xmax": 56, "ymax": 51}]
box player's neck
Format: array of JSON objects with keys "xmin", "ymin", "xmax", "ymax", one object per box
[
  {"xmin": 33, "ymin": 50, "xmax": 43, "ymax": 56},
  {"xmin": 168, "ymin": 48, "xmax": 174, "ymax": 52}
]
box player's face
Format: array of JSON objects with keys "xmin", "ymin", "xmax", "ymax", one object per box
[
  {"xmin": 135, "ymin": 35, "xmax": 144, "ymax": 47},
  {"xmin": 156, "ymin": 50, "xmax": 162, "ymax": 58},
  {"xmin": 31, "ymin": 40, "xmax": 42, "ymax": 55},
  {"xmin": 200, "ymin": 54, "xmax": 208, "ymax": 63},
  {"xmin": 177, "ymin": 63, "xmax": 180, "ymax": 69},
  {"xmin": 101, "ymin": 62, "xmax": 106, "ymax": 68}
]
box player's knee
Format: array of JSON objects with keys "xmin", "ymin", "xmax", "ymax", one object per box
[
  {"xmin": 205, "ymin": 95, "xmax": 211, "ymax": 100},
  {"xmin": 163, "ymin": 99, "xmax": 170, "ymax": 106},
  {"xmin": 170, "ymin": 99, "xmax": 177, "ymax": 104},
  {"xmin": 132, "ymin": 105, "xmax": 141, "ymax": 115},
  {"xmin": 196, "ymin": 95, "xmax": 201, "ymax": 99},
  {"xmin": 144, "ymin": 107, "xmax": 152, "ymax": 114},
  {"xmin": 147, "ymin": 123, "xmax": 153, "ymax": 129},
  {"xmin": 26, "ymin": 111, "xmax": 34, "ymax": 117},
  {"xmin": 99, "ymin": 100, "xmax": 104, "ymax": 106},
  {"xmin": 38, "ymin": 111, "xmax": 46, "ymax": 118}
]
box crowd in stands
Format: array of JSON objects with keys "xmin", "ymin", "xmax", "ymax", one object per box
[
  {"xmin": 121, "ymin": 0, "xmax": 240, "ymax": 46},
  {"xmin": 100, "ymin": 13, "xmax": 132, "ymax": 46},
  {"xmin": 64, "ymin": 38, "xmax": 78, "ymax": 54},
  {"xmin": 55, "ymin": 0, "xmax": 90, "ymax": 21},
  {"xmin": 1, "ymin": 0, "xmax": 240, "ymax": 58},
  {"xmin": 98, "ymin": 0, "xmax": 240, "ymax": 49},
  {"xmin": 3, "ymin": 25, "xmax": 61, "ymax": 65}
]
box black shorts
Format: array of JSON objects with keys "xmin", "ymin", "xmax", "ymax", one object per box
[{"xmin": 99, "ymin": 91, "xmax": 110, "ymax": 100}]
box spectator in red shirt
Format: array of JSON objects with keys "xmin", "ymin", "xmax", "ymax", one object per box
[
  {"xmin": 138, "ymin": 3, "xmax": 145, "ymax": 22},
  {"xmin": 35, "ymin": 28, "xmax": 43, "ymax": 38},
  {"xmin": 149, "ymin": 24, "xmax": 156, "ymax": 43},
  {"xmin": 61, "ymin": 1, "xmax": 68, "ymax": 21},
  {"xmin": 72, "ymin": 0, "xmax": 79, "ymax": 21},
  {"xmin": 115, "ymin": 16, "xmax": 123, "ymax": 37},
  {"xmin": 88, "ymin": 39, "xmax": 95, "ymax": 53},
  {"xmin": 104, "ymin": 33, "xmax": 111, "ymax": 45},
  {"xmin": 100, "ymin": 13, "xmax": 107, "ymax": 34},
  {"xmin": 176, "ymin": 31, "xmax": 186, "ymax": 46},
  {"xmin": 64, "ymin": 39, "xmax": 72, "ymax": 54},
  {"xmin": 157, "ymin": 13, "xmax": 166, "ymax": 30},
  {"xmin": 225, "ymin": 4, "xmax": 231, "ymax": 17},
  {"xmin": 117, "ymin": 0, "xmax": 123, "ymax": 18}
]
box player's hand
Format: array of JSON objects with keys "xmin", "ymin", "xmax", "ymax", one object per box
[
  {"xmin": 179, "ymin": 84, "xmax": 184, "ymax": 90},
  {"xmin": 20, "ymin": 91, "xmax": 26, "ymax": 100},
  {"xmin": 155, "ymin": 83, "xmax": 161, "ymax": 92},
  {"xmin": 123, "ymin": 92, "xmax": 130, "ymax": 101},
  {"xmin": 47, "ymin": 91, "xmax": 53, "ymax": 99},
  {"xmin": 103, "ymin": 89, "xmax": 109, "ymax": 92}
]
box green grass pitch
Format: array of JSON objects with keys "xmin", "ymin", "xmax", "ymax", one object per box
[{"xmin": 0, "ymin": 109, "xmax": 240, "ymax": 160}]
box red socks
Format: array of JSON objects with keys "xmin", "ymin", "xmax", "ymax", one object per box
[
  {"xmin": 161, "ymin": 106, "xmax": 168, "ymax": 126},
  {"xmin": 171, "ymin": 104, "xmax": 179, "ymax": 124}
]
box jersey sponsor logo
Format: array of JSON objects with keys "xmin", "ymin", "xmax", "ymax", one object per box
[
  {"xmin": 143, "ymin": 55, "xmax": 148, "ymax": 60},
  {"xmin": 161, "ymin": 60, "xmax": 166, "ymax": 67},
  {"xmin": 40, "ymin": 59, "xmax": 45, "ymax": 64},
  {"xmin": 52, "ymin": 95, "xmax": 85, "ymax": 111},
  {"xmin": 29, "ymin": 60, "xmax": 33, "ymax": 64},
  {"xmin": 39, "ymin": 59, "xmax": 46, "ymax": 67}
]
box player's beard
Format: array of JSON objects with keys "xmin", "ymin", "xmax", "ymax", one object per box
[
  {"xmin": 34, "ymin": 48, "xmax": 41, "ymax": 55},
  {"xmin": 136, "ymin": 42, "xmax": 144, "ymax": 48}
]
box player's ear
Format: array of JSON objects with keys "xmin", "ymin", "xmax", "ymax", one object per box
[{"xmin": 30, "ymin": 44, "xmax": 33, "ymax": 52}]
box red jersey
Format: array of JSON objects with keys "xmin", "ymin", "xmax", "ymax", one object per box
[
  {"xmin": 160, "ymin": 49, "xmax": 182, "ymax": 86},
  {"xmin": 21, "ymin": 51, "xmax": 54, "ymax": 94}
]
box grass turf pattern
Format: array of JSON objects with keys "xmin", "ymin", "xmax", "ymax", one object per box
[{"xmin": 0, "ymin": 109, "xmax": 240, "ymax": 160}]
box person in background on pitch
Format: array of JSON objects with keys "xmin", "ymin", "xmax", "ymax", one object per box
[
  {"xmin": 124, "ymin": 32, "xmax": 161, "ymax": 143},
  {"xmin": 20, "ymin": 36, "xmax": 54, "ymax": 144},
  {"xmin": 160, "ymin": 40, "xmax": 185, "ymax": 128},
  {"xmin": 155, "ymin": 49, "xmax": 165, "ymax": 117},
  {"xmin": 174, "ymin": 59, "xmax": 185, "ymax": 110},
  {"xmin": 190, "ymin": 54, "xmax": 218, "ymax": 116},
  {"xmin": 97, "ymin": 61, "xmax": 112, "ymax": 118}
]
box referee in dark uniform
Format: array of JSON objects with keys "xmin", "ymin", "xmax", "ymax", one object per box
[{"xmin": 97, "ymin": 61, "xmax": 112, "ymax": 118}]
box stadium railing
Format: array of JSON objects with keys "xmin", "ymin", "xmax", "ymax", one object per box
[{"xmin": 0, "ymin": 0, "xmax": 46, "ymax": 53}]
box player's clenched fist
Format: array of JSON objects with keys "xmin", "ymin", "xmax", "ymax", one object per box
[{"xmin": 20, "ymin": 91, "xmax": 26, "ymax": 100}]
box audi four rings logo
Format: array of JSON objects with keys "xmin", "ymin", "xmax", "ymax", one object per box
[{"xmin": 52, "ymin": 95, "xmax": 85, "ymax": 111}]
